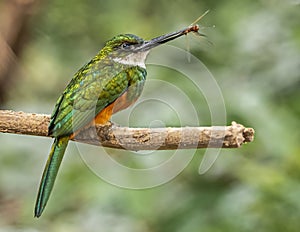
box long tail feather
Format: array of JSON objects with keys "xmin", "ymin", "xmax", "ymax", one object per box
[{"xmin": 34, "ymin": 136, "xmax": 69, "ymax": 217}]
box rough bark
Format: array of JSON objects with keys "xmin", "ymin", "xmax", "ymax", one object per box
[{"xmin": 0, "ymin": 110, "xmax": 255, "ymax": 150}]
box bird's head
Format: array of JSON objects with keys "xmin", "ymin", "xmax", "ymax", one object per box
[{"xmin": 100, "ymin": 25, "xmax": 199, "ymax": 68}]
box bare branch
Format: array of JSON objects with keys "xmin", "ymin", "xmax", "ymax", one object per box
[{"xmin": 0, "ymin": 110, "xmax": 255, "ymax": 150}]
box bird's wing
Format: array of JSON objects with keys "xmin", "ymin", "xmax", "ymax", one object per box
[{"xmin": 48, "ymin": 61, "xmax": 130, "ymax": 137}]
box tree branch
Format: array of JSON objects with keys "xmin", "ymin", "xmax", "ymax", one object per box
[{"xmin": 0, "ymin": 110, "xmax": 254, "ymax": 150}]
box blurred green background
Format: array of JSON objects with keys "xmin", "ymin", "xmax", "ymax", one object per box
[{"xmin": 0, "ymin": 0, "xmax": 300, "ymax": 231}]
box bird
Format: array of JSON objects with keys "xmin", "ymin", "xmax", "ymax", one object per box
[{"xmin": 34, "ymin": 25, "xmax": 200, "ymax": 217}]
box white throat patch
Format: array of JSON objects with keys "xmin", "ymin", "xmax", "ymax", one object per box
[{"xmin": 112, "ymin": 51, "xmax": 149, "ymax": 69}]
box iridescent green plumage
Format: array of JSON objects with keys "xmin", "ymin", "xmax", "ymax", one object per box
[
  {"xmin": 49, "ymin": 61, "xmax": 146, "ymax": 136},
  {"xmin": 35, "ymin": 34, "xmax": 147, "ymax": 217},
  {"xmin": 49, "ymin": 35, "xmax": 147, "ymax": 136},
  {"xmin": 34, "ymin": 136, "xmax": 69, "ymax": 216},
  {"xmin": 35, "ymin": 26, "xmax": 199, "ymax": 217}
]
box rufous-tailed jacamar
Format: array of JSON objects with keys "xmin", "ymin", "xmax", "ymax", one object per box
[{"xmin": 34, "ymin": 25, "xmax": 200, "ymax": 217}]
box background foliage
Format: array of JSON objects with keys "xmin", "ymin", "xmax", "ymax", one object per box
[{"xmin": 0, "ymin": 0, "xmax": 299, "ymax": 231}]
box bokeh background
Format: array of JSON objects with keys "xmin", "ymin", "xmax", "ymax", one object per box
[{"xmin": 1, "ymin": 0, "xmax": 300, "ymax": 231}]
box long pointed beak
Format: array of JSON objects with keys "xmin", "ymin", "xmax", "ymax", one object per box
[{"xmin": 139, "ymin": 25, "xmax": 200, "ymax": 51}]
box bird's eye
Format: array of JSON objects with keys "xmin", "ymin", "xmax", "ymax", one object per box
[{"xmin": 121, "ymin": 42, "xmax": 132, "ymax": 49}]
